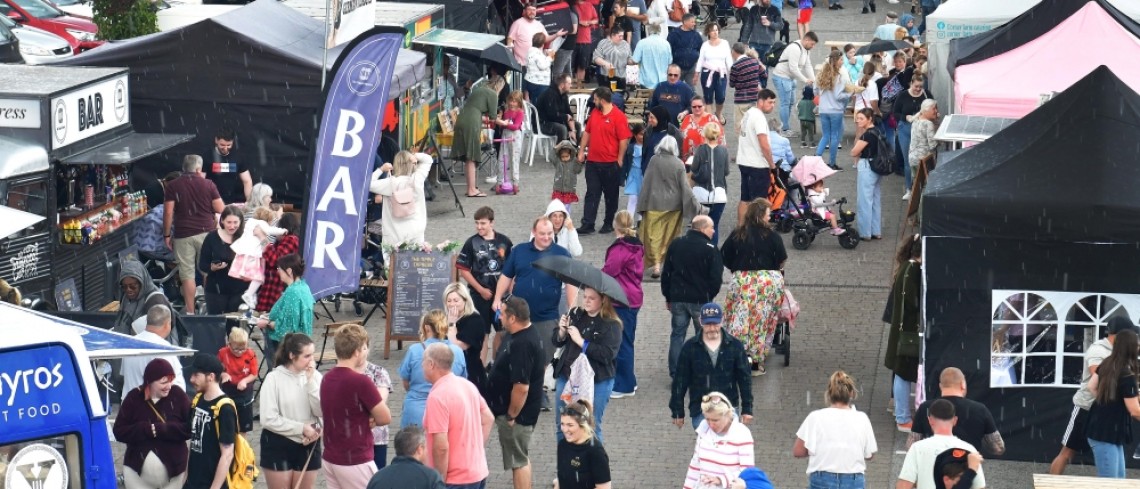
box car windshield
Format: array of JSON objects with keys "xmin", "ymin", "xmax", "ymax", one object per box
[
  {"xmin": 10, "ymin": 0, "xmax": 63, "ymax": 19},
  {"xmin": 52, "ymin": 0, "xmax": 81, "ymax": 6},
  {"xmin": 0, "ymin": 14, "xmax": 17, "ymax": 27}
]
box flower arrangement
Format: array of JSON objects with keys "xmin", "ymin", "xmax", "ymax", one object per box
[{"xmin": 384, "ymin": 239, "xmax": 462, "ymax": 255}]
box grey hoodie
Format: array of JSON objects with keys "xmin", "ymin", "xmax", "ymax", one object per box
[{"xmin": 115, "ymin": 259, "xmax": 178, "ymax": 346}]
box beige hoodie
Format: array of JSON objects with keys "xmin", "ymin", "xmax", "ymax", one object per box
[{"xmin": 259, "ymin": 365, "xmax": 323, "ymax": 443}]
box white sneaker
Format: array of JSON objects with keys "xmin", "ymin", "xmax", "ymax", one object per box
[
  {"xmin": 610, "ymin": 391, "xmax": 635, "ymax": 399},
  {"xmin": 484, "ymin": 176, "xmax": 498, "ymax": 184},
  {"xmin": 902, "ymin": 190, "xmax": 911, "ymax": 201},
  {"xmin": 888, "ymin": 0, "xmax": 899, "ymax": 3}
]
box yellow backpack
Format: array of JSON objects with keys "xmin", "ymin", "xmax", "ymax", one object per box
[{"xmin": 192, "ymin": 394, "xmax": 259, "ymax": 489}]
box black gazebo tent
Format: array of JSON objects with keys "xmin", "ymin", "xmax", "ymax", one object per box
[
  {"xmin": 922, "ymin": 66, "xmax": 1140, "ymax": 464},
  {"xmin": 51, "ymin": 0, "xmax": 426, "ymax": 203}
]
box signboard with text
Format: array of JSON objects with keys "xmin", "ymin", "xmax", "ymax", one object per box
[
  {"xmin": 0, "ymin": 99, "xmax": 40, "ymax": 129},
  {"xmin": 49, "ymin": 74, "xmax": 129, "ymax": 150},
  {"xmin": 0, "ymin": 345, "xmax": 86, "ymax": 431},
  {"xmin": 327, "ymin": 0, "xmax": 377, "ymax": 48},
  {"xmin": 383, "ymin": 251, "xmax": 455, "ymax": 358}
]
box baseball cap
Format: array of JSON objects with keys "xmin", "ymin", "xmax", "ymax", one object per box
[
  {"xmin": 700, "ymin": 303, "xmax": 723, "ymax": 324},
  {"xmin": 932, "ymin": 447, "xmax": 971, "ymax": 484},
  {"xmin": 1107, "ymin": 317, "xmax": 1137, "ymax": 335},
  {"xmin": 185, "ymin": 352, "xmax": 224, "ymax": 378}
]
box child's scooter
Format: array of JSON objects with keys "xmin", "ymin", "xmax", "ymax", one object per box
[{"xmin": 492, "ymin": 137, "xmax": 519, "ymax": 195}]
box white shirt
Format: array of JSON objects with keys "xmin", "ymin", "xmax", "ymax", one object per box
[
  {"xmin": 696, "ymin": 40, "xmax": 733, "ymax": 76},
  {"xmin": 796, "ymin": 406, "xmax": 877, "ymax": 474},
  {"xmin": 736, "ymin": 107, "xmax": 770, "ymax": 169},
  {"xmin": 854, "ymin": 72, "xmax": 881, "ymax": 111},
  {"xmin": 898, "ymin": 434, "xmax": 985, "ymax": 489},
  {"xmin": 120, "ymin": 330, "xmax": 186, "ymax": 402}
]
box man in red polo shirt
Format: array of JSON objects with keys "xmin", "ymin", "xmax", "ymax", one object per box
[{"xmin": 576, "ymin": 87, "xmax": 632, "ymax": 235}]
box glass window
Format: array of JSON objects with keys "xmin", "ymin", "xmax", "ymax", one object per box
[
  {"xmin": 3, "ymin": 179, "xmax": 48, "ymax": 236},
  {"xmin": 9, "ymin": 0, "xmax": 62, "ymax": 18},
  {"xmin": 0, "ymin": 434, "xmax": 82, "ymax": 489}
]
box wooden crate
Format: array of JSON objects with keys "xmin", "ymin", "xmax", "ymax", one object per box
[{"xmin": 1033, "ymin": 474, "xmax": 1140, "ymax": 488}]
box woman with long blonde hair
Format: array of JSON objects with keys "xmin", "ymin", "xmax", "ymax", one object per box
[
  {"xmin": 815, "ymin": 50, "xmax": 849, "ymax": 171},
  {"xmin": 721, "ymin": 199, "xmax": 787, "ymax": 375},
  {"xmin": 556, "ymin": 399, "xmax": 612, "ymax": 489},
  {"xmin": 443, "ymin": 282, "xmax": 488, "ymax": 393},
  {"xmin": 602, "ymin": 211, "xmax": 643, "ymax": 398},
  {"xmin": 370, "ymin": 149, "xmax": 433, "ymax": 251},
  {"xmin": 552, "ymin": 287, "xmax": 623, "ymax": 442},
  {"xmin": 397, "ymin": 309, "xmax": 467, "ymax": 428}
]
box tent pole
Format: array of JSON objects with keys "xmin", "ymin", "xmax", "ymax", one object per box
[{"xmin": 322, "ymin": 0, "xmax": 332, "ymax": 89}]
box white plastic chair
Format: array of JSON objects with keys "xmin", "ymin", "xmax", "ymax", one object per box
[
  {"xmin": 568, "ymin": 93, "xmax": 591, "ymax": 128},
  {"xmin": 524, "ymin": 101, "xmax": 555, "ymax": 166}
]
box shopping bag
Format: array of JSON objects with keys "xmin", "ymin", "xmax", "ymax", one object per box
[{"xmin": 560, "ymin": 354, "xmax": 595, "ymax": 405}]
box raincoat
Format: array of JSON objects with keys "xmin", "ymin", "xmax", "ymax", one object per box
[
  {"xmin": 602, "ymin": 237, "xmax": 645, "ymax": 309},
  {"xmin": 545, "ymin": 199, "xmax": 584, "ymax": 257},
  {"xmin": 884, "ymin": 259, "xmax": 921, "ymax": 382}
]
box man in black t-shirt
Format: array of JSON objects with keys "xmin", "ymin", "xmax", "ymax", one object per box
[
  {"xmin": 909, "ymin": 367, "xmax": 1004, "ymax": 456},
  {"xmin": 185, "ymin": 353, "xmax": 237, "ymax": 489},
  {"xmin": 456, "ymin": 206, "xmax": 514, "ymax": 336},
  {"xmin": 486, "ymin": 297, "xmax": 545, "ymax": 489},
  {"xmin": 205, "ymin": 127, "xmax": 253, "ymax": 204}
]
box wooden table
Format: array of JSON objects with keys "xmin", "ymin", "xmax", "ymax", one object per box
[
  {"xmin": 1033, "ymin": 474, "xmax": 1140, "ymax": 488},
  {"xmin": 99, "ymin": 301, "xmax": 120, "ymax": 312}
]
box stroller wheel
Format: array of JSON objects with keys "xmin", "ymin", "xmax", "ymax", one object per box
[
  {"xmin": 776, "ymin": 217, "xmax": 794, "ymax": 233},
  {"xmin": 792, "ymin": 231, "xmax": 812, "ymax": 250},
  {"xmin": 838, "ymin": 232, "xmax": 860, "ymax": 250}
]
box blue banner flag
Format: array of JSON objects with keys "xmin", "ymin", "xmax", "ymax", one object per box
[{"xmin": 303, "ymin": 27, "xmax": 406, "ymax": 298}]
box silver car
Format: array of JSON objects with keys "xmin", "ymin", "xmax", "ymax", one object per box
[{"xmin": 0, "ymin": 13, "xmax": 69, "ymax": 63}]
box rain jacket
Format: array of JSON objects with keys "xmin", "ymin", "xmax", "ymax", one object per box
[
  {"xmin": 115, "ymin": 260, "xmax": 176, "ymax": 343},
  {"xmin": 552, "ymin": 143, "xmax": 584, "ymax": 195},
  {"xmin": 602, "ymin": 237, "xmax": 645, "ymax": 309},
  {"xmin": 670, "ymin": 328, "xmax": 753, "ymax": 419},
  {"xmin": 544, "ymin": 199, "xmax": 584, "ymax": 257},
  {"xmin": 552, "ymin": 311, "xmax": 622, "ymax": 382},
  {"xmin": 661, "ymin": 230, "xmax": 723, "ymax": 304},
  {"xmin": 885, "ymin": 259, "xmax": 921, "ymax": 382}
]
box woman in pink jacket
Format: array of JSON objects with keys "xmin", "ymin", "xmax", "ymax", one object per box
[{"xmin": 602, "ymin": 210, "xmax": 644, "ymax": 398}]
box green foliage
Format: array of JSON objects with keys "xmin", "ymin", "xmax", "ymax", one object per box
[{"xmin": 92, "ymin": 0, "xmax": 157, "ymax": 41}]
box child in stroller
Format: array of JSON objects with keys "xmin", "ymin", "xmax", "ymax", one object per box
[
  {"xmin": 789, "ymin": 156, "xmax": 860, "ymax": 250},
  {"xmin": 806, "ymin": 180, "xmax": 846, "ymax": 236}
]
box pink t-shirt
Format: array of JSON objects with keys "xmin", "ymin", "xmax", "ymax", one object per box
[
  {"xmin": 509, "ymin": 18, "xmax": 547, "ymax": 66},
  {"xmin": 320, "ymin": 367, "xmax": 382, "ymax": 466},
  {"xmin": 424, "ymin": 373, "xmax": 490, "ymax": 485}
]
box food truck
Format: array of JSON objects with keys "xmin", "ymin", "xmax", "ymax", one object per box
[
  {"xmin": 0, "ymin": 66, "xmax": 192, "ymax": 310},
  {"xmin": 0, "ymin": 301, "xmax": 191, "ymax": 489}
]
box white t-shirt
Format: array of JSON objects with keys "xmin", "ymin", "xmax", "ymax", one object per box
[
  {"xmin": 736, "ymin": 107, "xmax": 770, "ymax": 169},
  {"xmin": 795, "ymin": 406, "xmax": 877, "ymax": 474},
  {"xmin": 854, "ymin": 72, "xmax": 881, "ymax": 111},
  {"xmin": 898, "ymin": 435, "xmax": 985, "ymax": 489},
  {"xmin": 120, "ymin": 330, "xmax": 186, "ymax": 402}
]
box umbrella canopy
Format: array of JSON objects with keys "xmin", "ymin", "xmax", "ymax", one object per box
[
  {"xmin": 791, "ymin": 155, "xmax": 837, "ymax": 187},
  {"xmin": 856, "ymin": 39, "xmax": 913, "ymax": 55},
  {"xmin": 0, "ymin": 206, "xmax": 45, "ymax": 240},
  {"xmin": 446, "ymin": 42, "xmax": 524, "ymax": 73},
  {"xmin": 532, "ymin": 256, "xmax": 630, "ymax": 306}
]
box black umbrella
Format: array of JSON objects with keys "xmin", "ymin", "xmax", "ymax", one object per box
[
  {"xmin": 443, "ymin": 42, "xmax": 524, "ymax": 73},
  {"xmin": 855, "ymin": 39, "xmax": 913, "ymax": 56},
  {"xmin": 531, "ymin": 256, "xmax": 630, "ymax": 306}
]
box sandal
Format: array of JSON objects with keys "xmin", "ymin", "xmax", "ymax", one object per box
[
  {"xmin": 466, "ymin": 191, "xmax": 488, "ymax": 198},
  {"xmin": 650, "ymin": 266, "xmax": 661, "ymax": 279}
]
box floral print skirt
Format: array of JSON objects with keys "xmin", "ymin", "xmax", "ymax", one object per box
[{"xmin": 725, "ymin": 270, "xmax": 785, "ymax": 364}]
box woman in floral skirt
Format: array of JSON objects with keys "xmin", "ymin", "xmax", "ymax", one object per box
[{"xmin": 720, "ymin": 198, "xmax": 787, "ymax": 376}]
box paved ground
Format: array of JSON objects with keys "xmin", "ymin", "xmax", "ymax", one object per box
[{"xmin": 111, "ymin": 2, "xmax": 1140, "ymax": 487}]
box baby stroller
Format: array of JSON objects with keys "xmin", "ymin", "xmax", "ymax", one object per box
[
  {"xmin": 789, "ymin": 156, "xmax": 860, "ymax": 250},
  {"xmin": 771, "ymin": 162, "xmax": 810, "ymax": 234}
]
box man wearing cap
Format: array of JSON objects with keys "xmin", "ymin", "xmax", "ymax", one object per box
[
  {"xmin": 669, "ymin": 302, "xmax": 753, "ymax": 429},
  {"xmin": 897, "ymin": 399, "xmax": 985, "ymax": 489},
  {"xmin": 185, "ymin": 353, "xmax": 236, "ymax": 489},
  {"xmin": 932, "ymin": 448, "xmax": 983, "ymax": 489},
  {"xmin": 908, "ymin": 367, "xmax": 1003, "ymax": 456},
  {"xmin": 121, "ymin": 304, "xmax": 185, "ymax": 402},
  {"xmin": 1049, "ymin": 316, "xmax": 1135, "ymax": 474},
  {"xmin": 661, "ymin": 215, "xmax": 723, "ymax": 378}
]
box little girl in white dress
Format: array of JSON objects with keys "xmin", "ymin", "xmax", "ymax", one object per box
[{"xmin": 229, "ymin": 207, "xmax": 286, "ymax": 307}]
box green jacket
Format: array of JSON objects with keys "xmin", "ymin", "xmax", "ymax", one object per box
[
  {"xmin": 797, "ymin": 99, "xmax": 816, "ymax": 122},
  {"xmin": 268, "ymin": 279, "xmax": 315, "ymax": 341}
]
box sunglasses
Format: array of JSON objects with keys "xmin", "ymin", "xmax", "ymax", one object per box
[
  {"xmin": 691, "ymin": 105, "xmax": 704, "ymax": 109},
  {"xmin": 701, "ymin": 393, "xmax": 729, "ymax": 406},
  {"xmin": 563, "ymin": 405, "xmax": 590, "ymax": 418}
]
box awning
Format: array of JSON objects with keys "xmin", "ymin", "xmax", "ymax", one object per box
[
  {"xmin": 1, "ymin": 303, "xmax": 194, "ymax": 359},
  {"xmin": 0, "ymin": 136, "xmax": 49, "ymax": 179},
  {"xmin": 59, "ymin": 132, "xmax": 195, "ymax": 165},
  {"xmin": 412, "ymin": 27, "xmax": 505, "ymax": 52}
]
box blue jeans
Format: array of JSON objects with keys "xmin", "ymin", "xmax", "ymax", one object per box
[
  {"xmin": 613, "ymin": 306, "xmax": 641, "ymax": 393},
  {"xmin": 447, "ymin": 481, "xmax": 487, "ymax": 489},
  {"xmin": 1089, "ymin": 438, "xmax": 1126, "ymax": 478},
  {"xmin": 893, "ymin": 374, "xmax": 912, "ymax": 424},
  {"xmin": 706, "ymin": 203, "xmax": 725, "ymax": 245},
  {"xmin": 895, "ymin": 120, "xmax": 913, "ymax": 189},
  {"xmin": 773, "ymin": 75, "xmax": 796, "ymax": 132},
  {"xmin": 815, "ymin": 112, "xmax": 844, "ymax": 167},
  {"xmin": 856, "ymin": 159, "xmax": 882, "ymax": 239},
  {"xmin": 555, "ymin": 377, "xmax": 615, "ymax": 443},
  {"xmin": 373, "ymin": 445, "xmax": 387, "ymax": 469},
  {"xmin": 809, "ymin": 472, "xmax": 865, "ymax": 489},
  {"xmin": 700, "ymin": 71, "xmax": 727, "ymax": 106},
  {"xmin": 524, "ymin": 80, "xmax": 548, "ymax": 104},
  {"xmin": 669, "ymin": 302, "xmax": 703, "ymax": 377}
]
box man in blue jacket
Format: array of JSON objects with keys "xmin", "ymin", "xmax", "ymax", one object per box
[{"xmin": 667, "ymin": 14, "xmax": 703, "ymax": 84}]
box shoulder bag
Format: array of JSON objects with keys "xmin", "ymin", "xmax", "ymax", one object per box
[{"xmin": 691, "ymin": 146, "xmax": 728, "ymax": 205}]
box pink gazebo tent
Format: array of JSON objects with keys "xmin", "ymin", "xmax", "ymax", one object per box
[{"xmin": 953, "ymin": 1, "xmax": 1140, "ymax": 118}]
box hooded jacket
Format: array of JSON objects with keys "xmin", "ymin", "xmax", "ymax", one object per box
[
  {"xmin": 636, "ymin": 153, "xmax": 705, "ymax": 221},
  {"xmin": 544, "ymin": 199, "xmax": 584, "ymax": 257},
  {"xmin": 115, "ymin": 260, "xmax": 176, "ymax": 343},
  {"xmin": 602, "ymin": 237, "xmax": 645, "ymax": 309},
  {"xmin": 643, "ymin": 106, "xmax": 684, "ymax": 176},
  {"xmin": 552, "ymin": 141, "xmax": 584, "ymax": 195},
  {"xmin": 740, "ymin": 2, "xmax": 784, "ymax": 47}
]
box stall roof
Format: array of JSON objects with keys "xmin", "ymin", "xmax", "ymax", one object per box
[
  {"xmin": 0, "ymin": 302, "xmax": 192, "ymax": 359},
  {"xmin": 281, "ymin": 0, "xmax": 443, "ymax": 27},
  {"xmin": 0, "ymin": 136, "xmax": 49, "ymax": 179},
  {"xmin": 0, "ymin": 66, "xmax": 125, "ymax": 98},
  {"xmin": 59, "ymin": 132, "xmax": 195, "ymax": 166},
  {"xmin": 412, "ymin": 27, "xmax": 504, "ymax": 50}
]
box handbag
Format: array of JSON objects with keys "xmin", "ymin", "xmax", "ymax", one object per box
[
  {"xmin": 895, "ymin": 264, "xmax": 921, "ymax": 358},
  {"xmin": 691, "ymin": 146, "xmax": 727, "ymax": 204}
]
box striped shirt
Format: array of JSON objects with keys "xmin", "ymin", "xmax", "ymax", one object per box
[
  {"xmin": 684, "ymin": 419, "xmax": 755, "ymax": 488},
  {"xmin": 593, "ymin": 39, "xmax": 633, "ymax": 78},
  {"xmin": 729, "ymin": 55, "xmax": 762, "ymax": 105}
]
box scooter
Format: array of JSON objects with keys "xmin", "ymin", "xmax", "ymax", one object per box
[{"xmin": 492, "ymin": 136, "xmax": 519, "ymax": 195}]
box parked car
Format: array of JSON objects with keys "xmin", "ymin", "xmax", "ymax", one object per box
[
  {"xmin": 0, "ymin": 0, "xmax": 100, "ymax": 51},
  {"xmin": 0, "ymin": 14, "xmax": 69, "ymax": 63},
  {"xmin": 0, "ymin": 19, "xmax": 21, "ymax": 63},
  {"xmin": 49, "ymin": 0, "xmax": 90, "ymax": 18}
]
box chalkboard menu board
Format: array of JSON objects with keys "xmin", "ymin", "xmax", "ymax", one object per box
[{"xmin": 384, "ymin": 251, "xmax": 456, "ymax": 358}]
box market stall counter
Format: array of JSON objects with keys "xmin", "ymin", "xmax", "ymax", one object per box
[{"xmin": 0, "ymin": 65, "xmax": 193, "ymax": 310}]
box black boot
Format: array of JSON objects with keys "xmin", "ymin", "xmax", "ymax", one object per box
[{"xmin": 870, "ymin": 1, "xmax": 876, "ymax": 12}]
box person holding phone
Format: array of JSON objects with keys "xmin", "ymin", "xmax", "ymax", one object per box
[
  {"xmin": 259, "ymin": 333, "xmax": 324, "ymax": 489},
  {"xmin": 198, "ymin": 205, "xmax": 246, "ymax": 314},
  {"xmin": 551, "ymin": 287, "xmax": 623, "ymax": 444}
]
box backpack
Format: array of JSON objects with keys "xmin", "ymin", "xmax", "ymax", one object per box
[
  {"xmin": 669, "ymin": 0, "xmax": 685, "ymax": 22},
  {"xmin": 387, "ymin": 176, "xmax": 417, "ymax": 219},
  {"xmin": 867, "ymin": 128, "xmax": 897, "ymax": 176},
  {"xmin": 763, "ymin": 41, "xmax": 790, "ymax": 68},
  {"xmin": 191, "ymin": 394, "xmax": 259, "ymax": 489},
  {"xmin": 878, "ymin": 74, "xmax": 904, "ymax": 113}
]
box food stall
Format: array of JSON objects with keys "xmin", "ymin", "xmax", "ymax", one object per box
[{"xmin": 0, "ymin": 66, "xmax": 192, "ymax": 310}]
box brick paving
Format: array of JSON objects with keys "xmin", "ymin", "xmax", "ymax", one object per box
[{"xmin": 109, "ymin": 3, "xmax": 1140, "ymax": 487}]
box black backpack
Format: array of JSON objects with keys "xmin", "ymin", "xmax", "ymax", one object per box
[
  {"xmin": 868, "ymin": 128, "xmax": 897, "ymax": 176},
  {"xmin": 763, "ymin": 41, "xmax": 789, "ymax": 68}
]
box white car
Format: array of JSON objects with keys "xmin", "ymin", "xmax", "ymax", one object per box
[
  {"xmin": 0, "ymin": 13, "xmax": 70, "ymax": 63},
  {"xmin": 50, "ymin": 0, "xmax": 92, "ymax": 18}
]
